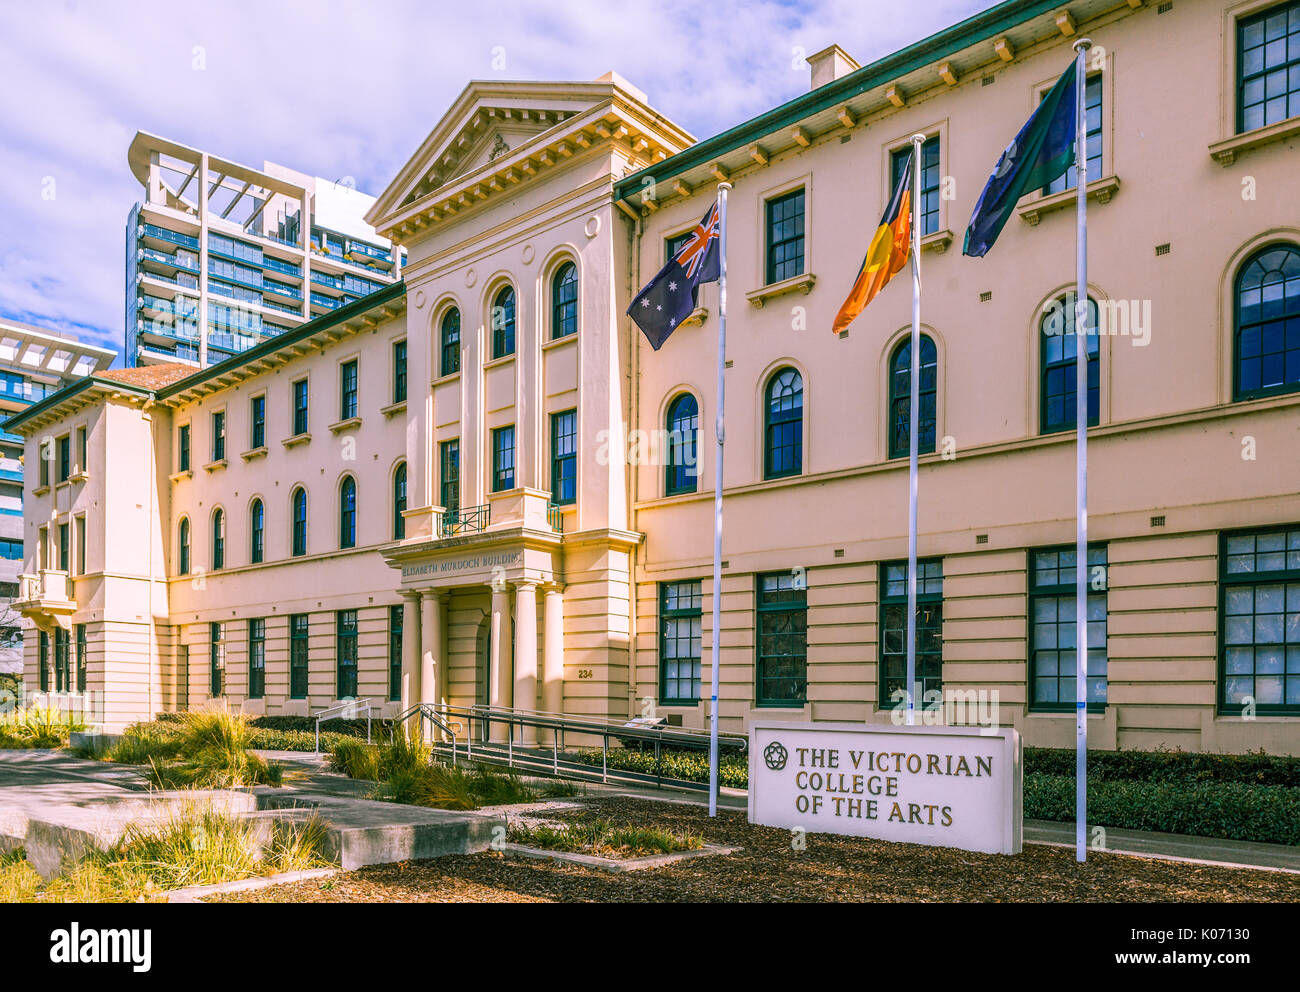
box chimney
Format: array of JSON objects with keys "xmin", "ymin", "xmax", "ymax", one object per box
[{"xmin": 807, "ymin": 44, "xmax": 861, "ymax": 91}]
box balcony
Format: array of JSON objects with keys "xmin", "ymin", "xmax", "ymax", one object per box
[
  {"xmin": 547, "ymin": 502, "xmax": 566, "ymax": 533},
  {"xmin": 139, "ymin": 223, "xmax": 200, "ymax": 251},
  {"xmin": 439, "ymin": 504, "xmax": 490, "ymax": 537},
  {"xmin": 14, "ymin": 570, "xmax": 75, "ymax": 624}
]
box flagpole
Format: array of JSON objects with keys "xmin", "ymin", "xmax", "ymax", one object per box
[
  {"xmin": 708, "ymin": 182, "xmax": 731, "ymax": 818},
  {"xmin": 1073, "ymin": 38, "xmax": 1091, "ymax": 864},
  {"xmin": 905, "ymin": 134, "xmax": 924, "ymax": 727}
]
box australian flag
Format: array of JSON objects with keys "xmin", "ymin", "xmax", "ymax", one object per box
[{"xmin": 628, "ymin": 199, "xmax": 721, "ymax": 350}]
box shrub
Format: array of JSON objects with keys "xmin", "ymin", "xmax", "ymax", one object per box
[
  {"xmin": 1025, "ymin": 746, "xmax": 1300, "ymax": 788},
  {"xmin": 567, "ymin": 746, "xmax": 749, "ymax": 789},
  {"xmin": 0, "ymin": 705, "xmax": 87, "ymax": 749},
  {"xmin": 508, "ymin": 816, "xmax": 703, "ymax": 857},
  {"xmin": 328, "ymin": 739, "xmax": 381, "ymax": 780}
]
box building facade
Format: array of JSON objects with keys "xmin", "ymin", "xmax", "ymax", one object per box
[
  {"xmin": 126, "ymin": 132, "xmax": 405, "ymax": 369},
  {"xmin": 9, "ymin": 0, "xmax": 1300, "ymax": 754}
]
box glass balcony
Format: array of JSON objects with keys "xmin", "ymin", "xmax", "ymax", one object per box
[
  {"xmin": 139, "ymin": 224, "xmax": 200, "ymax": 250},
  {"xmin": 261, "ymin": 255, "xmax": 302, "ymax": 278}
]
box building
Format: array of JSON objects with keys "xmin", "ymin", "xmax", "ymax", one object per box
[
  {"xmin": 125, "ymin": 132, "xmax": 405, "ymax": 369},
  {"xmin": 0, "ymin": 320, "xmax": 114, "ymax": 673},
  {"xmin": 8, "ymin": 0, "xmax": 1300, "ymax": 755}
]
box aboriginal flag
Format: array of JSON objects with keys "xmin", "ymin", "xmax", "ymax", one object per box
[{"xmin": 832, "ymin": 149, "xmax": 914, "ymax": 334}]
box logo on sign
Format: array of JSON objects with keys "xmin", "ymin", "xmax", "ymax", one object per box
[{"xmin": 763, "ymin": 741, "xmax": 788, "ymax": 771}]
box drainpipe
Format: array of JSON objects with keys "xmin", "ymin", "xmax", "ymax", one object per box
[
  {"xmin": 624, "ymin": 203, "xmax": 643, "ymax": 718},
  {"xmin": 141, "ymin": 400, "xmax": 157, "ymax": 722}
]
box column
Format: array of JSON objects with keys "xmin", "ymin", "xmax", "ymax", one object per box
[
  {"xmin": 513, "ymin": 581, "xmax": 539, "ymax": 744},
  {"xmin": 489, "ymin": 582, "xmax": 512, "ymax": 741},
  {"xmin": 541, "ymin": 584, "xmax": 564, "ymax": 743},
  {"xmin": 421, "ymin": 589, "xmax": 443, "ymax": 715},
  {"xmin": 401, "ymin": 592, "xmax": 422, "ymax": 734}
]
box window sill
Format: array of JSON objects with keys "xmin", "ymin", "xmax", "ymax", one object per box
[
  {"xmin": 379, "ymin": 400, "xmax": 407, "ymax": 419},
  {"xmin": 32, "ymin": 485, "xmax": 49, "ymax": 497},
  {"xmin": 328, "ymin": 417, "xmax": 362, "ymax": 434},
  {"xmin": 679, "ymin": 306, "xmax": 708, "ymax": 329},
  {"xmin": 484, "ymin": 353, "xmax": 516, "ymax": 371},
  {"xmin": 69, "ymin": 470, "xmax": 88, "ymax": 484},
  {"xmin": 167, "ymin": 470, "xmax": 192, "ymax": 484},
  {"xmin": 746, "ymin": 272, "xmax": 816, "ymax": 308},
  {"xmin": 241, "ymin": 446, "xmax": 268, "ymax": 462},
  {"xmin": 754, "ymin": 701, "xmax": 808, "ymax": 710},
  {"xmin": 920, "ymin": 229, "xmax": 954, "ymax": 254},
  {"xmin": 432, "ymin": 370, "xmax": 461, "ymax": 387},
  {"xmin": 1209, "ymin": 115, "xmax": 1300, "ymax": 166},
  {"xmin": 282, "ymin": 433, "xmax": 312, "ymax": 449},
  {"xmin": 1027, "ymin": 706, "xmax": 1108, "ymax": 716},
  {"xmin": 1018, "ymin": 175, "xmax": 1120, "ymax": 226},
  {"xmin": 542, "ymin": 333, "xmax": 578, "ymax": 352},
  {"xmin": 203, "ymin": 459, "xmax": 228, "ymax": 473}
]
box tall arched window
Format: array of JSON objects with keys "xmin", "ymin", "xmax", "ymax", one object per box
[
  {"xmin": 552, "ymin": 262, "xmax": 578, "ymax": 340},
  {"xmin": 1040, "ymin": 294, "xmax": 1099, "ymax": 435},
  {"xmin": 888, "ymin": 335, "xmax": 938, "ymax": 459},
  {"xmin": 440, "ymin": 307, "xmax": 461, "ymax": 377},
  {"xmin": 250, "ymin": 499, "xmax": 264, "ymax": 564},
  {"xmin": 178, "ymin": 517, "xmax": 190, "ymax": 575},
  {"xmin": 764, "ymin": 367, "xmax": 803, "ymax": 479},
  {"xmin": 393, "ymin": 462, "xmax": 407, "ymax": 540},
  {"xmin": 665, "ymin": 393, "xmax": 699, "ymax": 496},
  {"xmin": 1235, "ymin": 243, "xmax": 1300, "ymax": 400},
  {"xmin": 291, "ymin": 487, "xmax": 307, "ymax": 557},
  {"xmin": 339, "ymin": 476, "xmax": 357, "ymax": 549},
  {"xmin": 211, "ymin": 508, "xmax": 225, "ymax": 571},
  {"xmin": 491, "ymin": 285, "xmax": 516, "ymax": 359}
]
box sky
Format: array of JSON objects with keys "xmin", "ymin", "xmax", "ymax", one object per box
[{"xmin": 0, "ymin": 0, "xmax": 988, "ymax": 362}]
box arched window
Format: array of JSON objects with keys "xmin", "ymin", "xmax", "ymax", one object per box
[
  {"xmin": 665, "ymin": 393, "xmax": 699, "ymax": 496},
  {"xmin": 552, "ymin": 262, "xmax": 578, "ymax": 340},
  {"xmin": 250, "ymin": 499, "xmax": 264, "ymax": 564},
  {"xmin": 393, "ymin": 462, "xmax": 407, "ymax": 540},
  {"xmin": 178, "ymin": 518, "xmax": 190, "ymax": 575},
  {"xmin": 339, "ymin": 476, "xmax": 357, "ymax": 550},
  {"xmin": 1235, "ymin": 243, "xmax": 1300, "ymax": 400},
  {"xmin": 440, "ymin": 307, "xmax": 461, "ymax": 377},
  {"xmin": 1040, "ymin": 294, "xmax": 1099, "ymax": 435},
  {"xmin": 888, "ymin": 335, "xmax": 938, "ymax": 458},
  {"xmin": 291, "ymin": 487, "xmax": 307, "ymax": 557},
  {"xmin": 764, "ymin": 367, "xmax": 803, "ymax": 479},
  {"xmin": 211, "ymin": 508, "xmax": 225, "ymax": 571},
  {"xmin": 491, "ymin": 285, "xmax": 516, "ymax": 359}
]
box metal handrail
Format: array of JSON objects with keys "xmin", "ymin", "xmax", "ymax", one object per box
[
  {"xmin": 388, "ymin": 703, "xmax": 461, "ymax": 757},
  {"xmin": 313, "ymin": 697, "xmax": 374, "ymax": 753}
]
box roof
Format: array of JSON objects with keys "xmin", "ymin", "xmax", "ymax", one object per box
[{"xmin": 97, "ymin": 364, "xmax": 194, "ymax": 390}]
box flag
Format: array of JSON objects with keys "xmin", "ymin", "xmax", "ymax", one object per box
[
  {"xmin": 963, "ymin": 59, "xmax": 1078, "ymax": 257},
  {"xmin": 832, "ymin": 149, "xmax": 913, "ymax": 334},
  {"xmin": 628, "ymin": 199, "xmax": 721, "ymax": 350}
]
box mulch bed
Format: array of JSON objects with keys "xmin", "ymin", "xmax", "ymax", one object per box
[{"xmin": 209, "ymin": 795, "xmax": 1300, "ymax": 903}]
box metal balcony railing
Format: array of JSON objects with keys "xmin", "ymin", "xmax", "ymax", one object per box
[
  {"xmin": 440, "ymin": 503, "xmax": 489, "ymax": 537},
  {"xmin": 547, "ymin": 502, "xmax": 565, "ymax": 533}
]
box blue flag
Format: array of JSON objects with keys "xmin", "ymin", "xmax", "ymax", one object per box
[
  {"xmin": 628, "ymin": 199, "xmax": 720, "ymax": 350},
  {"xmin": 963, "ymin": 59, "xmax": 1078, "ymax": 257}
]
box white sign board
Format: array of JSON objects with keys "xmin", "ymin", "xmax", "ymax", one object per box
[{"xmin": 749, "ymin": 721, "xmax": 1022, "ymax": 855}]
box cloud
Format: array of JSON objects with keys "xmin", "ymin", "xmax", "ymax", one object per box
[{"xmin": 0, "ymin": 0, "xmax": 988, "ymax": 359}]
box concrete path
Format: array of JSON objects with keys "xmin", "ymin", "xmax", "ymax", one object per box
[{"xmin": 1024, "ymin": 819, "xmax": 1300, "ymax": 873}]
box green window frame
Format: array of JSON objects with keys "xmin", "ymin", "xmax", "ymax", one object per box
[
  {"xmin": 178, "ymin": 517, "xmax": 190, "ymax": 575},
  {"xmin": 1029, "ymin": 545, "xmax": 1108, "ymax": 712},
  {"xmin": 440, "ymin": 440, "xmax": 460, "ymax": 514},
  {"xmin": 248, "ymin": 618, "xmax": 266, "ymax": 699},
  {"xmin": 764, "ymin": 189, "xmax": 805, "ymax": 284},
  {"xmin": 53, "ymin": 628, "xmax": 69, "ymax": 693},
  {"xmin": 1044, "ymin": 74, "xmax": 1102, "ymax": 195},
  {"xmin": 659, "ymin": 580, "xmax": 702, "ymax": 704},
  {"xmin": 75, "ymin": 623, "xmax": 87, "ymax": 693},
  {"xmin": 57, "ymin": 434, "xmax": 70, "ymax": 482},
  {"xmin": 211, "ymin": 508, "xmax": 224, "ymax": 570},
  {"xmin": 178, "ymin": 424, "xmax": 191, "ymax": 472},
  {"xmin": 552, "ymin": 262, "xmax": 578, "ymax": 339},
  {"xmin": 250, "ymin": 394, "xmax": 265, "ymax": 449},
  {"xmin": 393, "ymin": 339, "xmax": 408, "ymax": 403},
  {"xmin": 491, "ymin": 285, "xmax": 516, "ymax": 359},
  {"xmin": 756, "ymin": 571, "xmax": 808, "ymax": 706},
  {"xmin": 393, "ymin": 462, "xmax": 407, "ymax": 540},
  {"xmin": 289, "ymin": 614, "xmax": 310, "ymax": 699},
  {"xmin": 337, "ymin": 609, "xmax": 359, "ymax": 699},
  {"xmin": 666, "ymin": 230, "xmax": 693, "ymax": 262},
  {"xmin": 1234, "ymin": 243, "xmax": 1300, "ymax": 401},
  {"xmin": 212, "ymin": 410, "xmax": 225, "ymax": 462},
  {"xmin": 76, "ymin": 424, "xmax": 87, "ymax": 473},
  {"xmin": 891, "ymin": 136, "xmax": 940, "ymax": 235},
  {"xmin": 1220, "ymin": 525, "xmax": 1300, "ymax": 714},
  {"xmin": 764, "ymin": 367, "xmax": 803, "ymax": 479},
  {"xmin": 1040, "ymin": 295, "xmax": 1099, "ymax": 435},
  {"xmin": 878, "ymin": 559, "xmax": 943, "ymax": 708},
  {"xmin": 292, "ymin": 378, "xmax": 309, "ymax": 436},
  {"xmin": 1238, "ymin": 2, "xmax": 1300, "ymax": 133},
  {"xmin": 291, "ymin": 487, "xmax": 308, "ymax": 557},
  {"xmin": 209, "ymin": 621, "xmax": 224, "ymax": 697},
  {"xmin": 340, "ymin": 359, "xmax": 358, "ymax": 421},
  {"xmin": 440, "ymin": 309, "xmax": 461, "ymax": 377},
  {"xmin": 888, "ymin": 335, "xmax": 937, "ymax": 459},
  {"xmin": 339, "ymin": 476, "xmax": 357, "ymax": 549},
  {"xmin": 58, "ymin": 522, "xmax": 69, "ymax": 573},
  {"xmin": 388, "ymin": 604, "xmax": 403, "ymax": 702},
  {"xmin": 38, "ymin": 630, "xmax": 48, "ymax": 692},
  {"xmin": 491, "ymin": 426, "xmax": 515, "ymax": 493},
  {"xmin": 665, "ymin": 393, "xmax": 699, "ymax": 496},
  {"xmin": 550, "ymin": 410, "xmax": 576, "ymax": 505},
  {"xmin": 250, "ymin": 499, "xmax": 264, "ymax": 564}
]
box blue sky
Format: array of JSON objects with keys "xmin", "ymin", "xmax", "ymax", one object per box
[{"xmin": 0, "ymin": 0, "xmax": 988, "ymax": 361}]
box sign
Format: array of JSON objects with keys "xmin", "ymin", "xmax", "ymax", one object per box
[
  {"xmin": 749, "ymin": 721, "xmax": 1022, "ymax": 855},
  {"xmin": 401, "ymin": 550, "xmax": 520, "ymax": 580}
]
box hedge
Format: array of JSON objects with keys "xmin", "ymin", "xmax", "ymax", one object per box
[
  {"xmin": 1024, "ymin": 746, "xmax": 1300, "ymax": 788},
  {"xmin": 154, "ymin": 711, "xmax": 385, "ymax": 748},
  {"xmin": 567, "ymin": 747, "xmax": 749, "ymax": 790}
]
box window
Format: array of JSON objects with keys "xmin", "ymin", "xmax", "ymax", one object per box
[
  {"xmin": 552, "ymin": 262, "xmax": 578, "ymax": 339},
  {"xmin": 491, "ymin": 426, "xmax": 515, "ymax": 492},
  {"xmin": 74, "ymin": 515, "xmax": 85, "ymax": 576},
  {"xmin": 1030, "ymin": 546, "xmax": 1108, "ymax": 710},
  {"xmin": 440, "ymin": 440, "xmax": 460, "ymax": 514},
  {"xmin": 393, "ymin": 462, "xmax": 407, "ymax": 540},
  {"xmin": 764, "ymin": 367, "xmax": 803, "ymax": 479},
  {"xmin": 292, "ymin": 378, "xmax": 309, "ymax": 436},
  {"xmin": 1044, "ymin": 75, "xmax": 1102, "ymax": 194},
  {"xmin": 209, "ymin": 622, "xmax": 224, "ymax": 696},
  {"xmin": 250, "ymin": 499, "xmax": 264, "ymax": 564},
  {"xmin": 290, "ymin": 614, "xmax": 309, "ymax": 698},
  {"xmin": 756, "ymin": 572, "xmax": 808, "ymax": 706},
  {"xmin": 765, "ymin": 189, "xmax": 805, "ymax": 284},
  {"xmin": 340, "ymin": 359, "xmax": 358, "ymax": 420},
  {"xmin": 39, "ymin": 445, "xmax": 48, "ymax": 488},
  {"xmin": 178, "ymin": 518, "xmax": 190, "ymax": 575},
  {"xmin": 1238, "ymin": 2, "xmax": 1300, "ymax": 133},
  {"xmin": 388, "ymin": 604, "xmax": 403, "ymax": 702},
  {"xmin": 291, "ymin": 487, "xmax": 308, "ymax": 556},
  {"xmin": 1221, "ymin": 526, "xmax": 1300, "ymax": 713},
  {"xmin": 337, "ymin": 609, "xmax": 358, "ymax": 698},
  {"xmin": 659, "ymin": 581, "xmax": 702, "ymax": 704},
  {"xmin": 178, "ymin": 424, "xmax": 191, "ymax": 472},
  {"xmin": 1234, "ymin": 243, "xmax": 1300, "ymax": 400},
  {"xmin": 38, "ymin": 631, "xmax": 48, "ymax": 692},
  {"xmin": 666, "ymin": 230, "xmax": 693, "ymax": 262},
  {"xmin": 211, "ymin": 509, "xmax": 225, "ymax": 570},
  {"xmin": 212, "ymin": 411, "xmax": 226, "ymax": 461},
  {"xmin": 892, "ymin": 136, "xmax": 940, "ymax": 235},
  {"xmin": 665, "ymin": 393, "xmax": 699, "ymax": 496},
  {"xmin": 888, "ymin": 335, "xmax": 937, "ymax": 459},
  {"xmin": 1040, "ymin": 295, "xmax": 1099, "ymax": 435},
  {"xmin": 393, "ymin": 340, "xmax": 408, "ymax": 403},
  {"xmin": 550, "ymin": 410, "xmax": 576, "ymax": 505},
  {"xmin": 339, "ymin": 476, "xmax": 356, "ymax": 549},
  {"xmin": 0, "ymin": 539, "xmax": 19, "ymax": 560},
  {"xmin": 248, "ymin": 618, "xmax": 265, "ymax": 699},
  {"xmin": 440, "ymin": 309, "xmax": 461, "ymax": 376},
  {"xmin": 491, "ymin": 285, "xmax": 516, "ymax": 359},
  {"xmin": 57, "ymin": 435, "xmax": 70, "ymax": 482},
  {"xmin": 75, "ymin": 624, "xmax": 86, "ymax": 693},
  {"xmin": 54, "ymin": 628, "xmax": 69, "ymax": 693},
  {"xmin": 250, "ymin": 395, "xmax": 265, "ymax": 449},
  {"xmin": 879, "ymin": 560, "xmax": 944, "ymax": 707},
  {"xmin": 76, "ymin": 425, "xmax": 87, "ymax": 473},
  {"xmin": 58, "ymin": 522, "xmax": 69, "ymax": 572}
]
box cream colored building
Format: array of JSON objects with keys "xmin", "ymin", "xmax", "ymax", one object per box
[{"xmin": 9, "ymin": 0, "xmax": 1300, "ymax": 755}]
